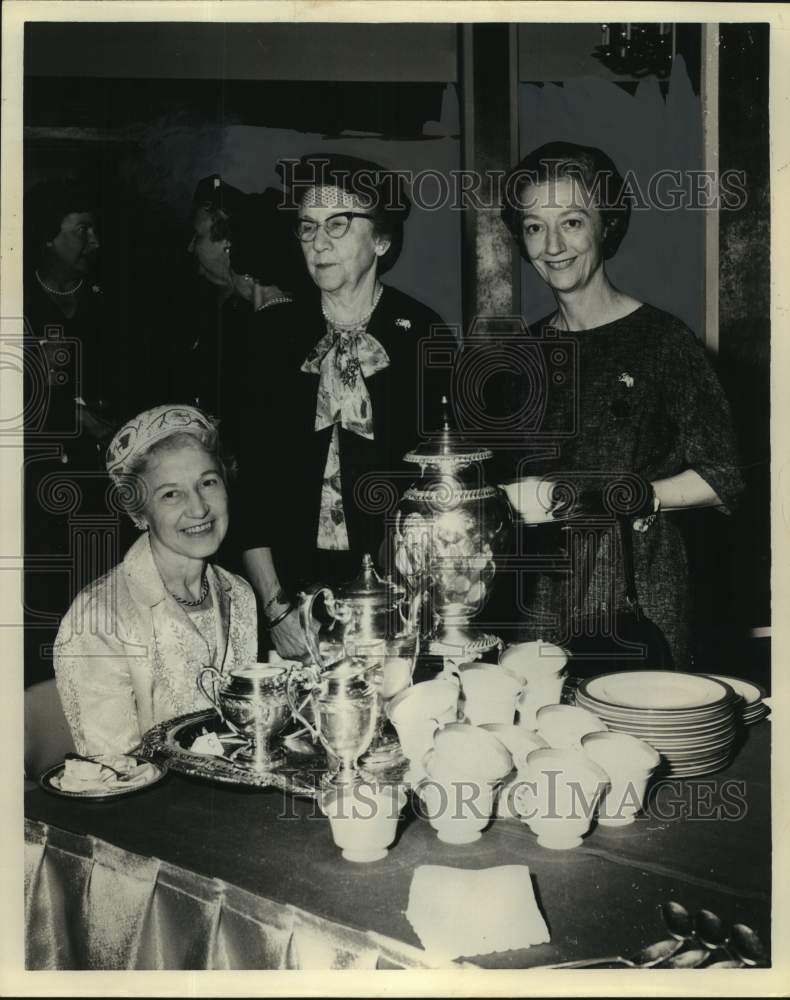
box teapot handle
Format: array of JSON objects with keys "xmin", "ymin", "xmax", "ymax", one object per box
[
  {"xmin": 298, "ymin": 584, "xmax": 335, "ymax": 669},
  {"xmin": 197, "ymin": 666, "xmax": 225, "ymax": 722},
  {"xmin": 286, "ymin": 666, "xmax": 321, "ymax": 742}
]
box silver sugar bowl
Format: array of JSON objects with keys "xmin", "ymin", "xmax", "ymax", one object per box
[
  {"xmin": 198, "ymin": 662, "xmax": 291, "ymax": 770},
  {"xmin": 287, "ymin": 655, "xmax": 378, "ymax": 787}
]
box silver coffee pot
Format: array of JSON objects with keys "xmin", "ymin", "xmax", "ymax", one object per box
[{"xmin": 299, "ymin": 553, "xmax": 415, "ymax": 668}]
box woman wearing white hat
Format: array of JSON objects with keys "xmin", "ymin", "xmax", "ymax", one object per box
[{"xmin": 53, "ymin": 404, "xmax": 257, "ymax": 756}]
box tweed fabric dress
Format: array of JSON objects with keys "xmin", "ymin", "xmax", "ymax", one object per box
[{"xmin": 500, "ymin": 303, "xmax": 743, "ymax": 670}]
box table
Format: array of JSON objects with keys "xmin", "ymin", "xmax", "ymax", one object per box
[{"xmin": 24, "ymin": 721, "xmax": 771, "ymax": 970}]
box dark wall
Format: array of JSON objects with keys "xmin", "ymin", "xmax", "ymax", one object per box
[{"xmin": 25, "ymin": 21, "xmax": 458, "ymax": 81}]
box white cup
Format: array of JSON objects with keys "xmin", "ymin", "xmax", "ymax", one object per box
[
  {"xmin": 454, "ymin": 665, "xmax": 523, "ymax": 726},
  {"xmin": 501, "ymin": 478, "xmax": 556, "ymax": 524},
  {"xmin": 430, "ymin": 723, "xmax": 514, "ymax": 782},
  {"xmin": 417, "ymin": 756, "xmax": 499, "ymax": 845},
  {"xmin": 516, "ymin": 748, "xmax": 610, "ymax": 849},
  {"xmin": 320, "ymin": 783, "xmax": 407, "ymax": 863},
  {"xmin": 581, "ymin": 731, "xmax": 661, "ymax": 827},
  {"xmin": 517, "ymin": 677, "xmax": 566, "ymax": 729},
  {"xmin": 500, "ymin": 640, "xmax": 568, "ymax": 681},
  {"xmin": 480, "ymin": 724, "xmax": 549, "ymax": 771},
  {"xmin": 536, "ymin": 704, "xmax": 608, "ymax": 750},
  {"xmin": 500, "ymin": 642, "xmax": 568, "ymax": 728},
  {"xmin": 387, "ymin": 679, "xmax": 459, "ymax": 764}
]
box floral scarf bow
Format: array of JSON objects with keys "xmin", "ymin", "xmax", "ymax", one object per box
[{"xmin": 301, "ymin": 325, "xmax": 390, "ymax": 439}]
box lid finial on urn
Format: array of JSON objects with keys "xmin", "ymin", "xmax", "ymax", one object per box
[{"xmin": 403, "ymin": 394, "xmax": 493, "ymax": 467}]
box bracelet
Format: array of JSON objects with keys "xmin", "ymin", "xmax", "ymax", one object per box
[
  {"xmin": 264, "ymin": 587, "xmax": 289, "ymax": 614},
  {"xmin": 266, "ymin": 604, "xmax": 295, "ymax": 628},
  {"xmin": 255, "ymin": 295, "xmax": 293, "ymax": 312},
  {"xmin": 633, "ymin": 493, "xmax": 661, "ymax": 533}
]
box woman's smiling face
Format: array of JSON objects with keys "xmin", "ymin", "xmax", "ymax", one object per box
[
  {"xmin": 138, "ymin": 440, "xmax": 229, "ymax": 566},
  {"xmin": 519, "ymin": 178, "xmax": 607, "ymax": 294}
]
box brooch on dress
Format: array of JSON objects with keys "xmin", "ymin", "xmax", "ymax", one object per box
[
  {"xmin": 612, "ymin": 372, "xmax": 635, "ymax": 419},
  {"xmin": 395, "ymin": 318, "xmax": 411, "ymax": 330}
]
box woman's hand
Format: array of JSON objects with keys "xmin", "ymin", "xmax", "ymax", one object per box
[
  {"xmin": 551, "ymin": 474, "xmax": 656, "ymax": 521},
  {"xmin": 269, "ymin": 607, "xmax": 309, "ymax": 660}
]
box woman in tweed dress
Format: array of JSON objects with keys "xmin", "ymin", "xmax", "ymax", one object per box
[{"xmin": 498, "ymin": 141, "xmax": 743, "ymax": 670}]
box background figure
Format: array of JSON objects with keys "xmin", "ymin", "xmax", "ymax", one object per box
[
  {"xmin": 497, "ymin": 141, "xmax": 743, "ymax": 672},
  {"xmin": 174, "ymin": 175, "xmax": 307, "ymax": 451},
  {"xmin": 23, "ymin": 178, "xmax": 127, "ymax": 686},
  {"xmin": 238, "ymin": 153, "xmax": 447, "ymax": 659}
]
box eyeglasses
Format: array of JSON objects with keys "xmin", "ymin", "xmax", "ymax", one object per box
[{"xmin": 295, "ymin": 212, "xmax": 374, "ymax": 242}]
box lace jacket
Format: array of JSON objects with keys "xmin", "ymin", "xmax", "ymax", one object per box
[{"xmin": 53, "ymin": 533, "xmax": 257, "ymax": 755}]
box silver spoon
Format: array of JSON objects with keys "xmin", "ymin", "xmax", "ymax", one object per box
[
  {"xmin": 662, "ymin": 900, "xmax": 695, "ymax": 944},
  {"xmin": 660, "ymin": 947, "xmax": 711, "ymax": 968},
  {"xmin": 730, "ymin": 923, "xmax": 770, "ymax": 967},
  {"xmin": 545, "ymin": 937, "xmax": 683, "ymax": 969},
  {"xmin": 694, "ymin": 907, "xmax": 736, "ymax": 964},
  {"xmin": 695, "ymin": 909, "xmax": 727, "ymax": 949}
]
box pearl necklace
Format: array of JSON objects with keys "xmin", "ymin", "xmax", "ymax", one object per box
[
  {"xmin": 171, "ymin": 573, "xmax": 209, "ymax": 607},
  {"xmin": 322, "ymin": 283, "xmax": 383, "ymax": 330},
  {"xmin": 36, "ymin": 270, "xmax": 83, "ymax": 297}
]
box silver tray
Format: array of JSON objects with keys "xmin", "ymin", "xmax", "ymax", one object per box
[{"xmin": 136, "ymin": 709, "xmax": 410, "ymax": 799}]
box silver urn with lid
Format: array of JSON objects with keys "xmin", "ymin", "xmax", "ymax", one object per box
[{"xmin": 393, "ymin": 397, "xmax": 513, "ymax": 658}]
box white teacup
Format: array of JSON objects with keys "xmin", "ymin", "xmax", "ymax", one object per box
[
  {"xmin": 480, "ymin": 724, "xmax": 549, "ymax": 771},
  {"xmin": 387, "ymin": 679, "xmax": 459, "ymax": 767},
  {"xmin": 516, "ymin": 748, "xmax": 610, "ymax": 850},
  {"xmin": 500, "ymin": 642, "xmax": 568, "ymax": 729},
  {"xmin": 417, "ymin": 757, "xmax": 499, "ymax": 845},
  {"xmin": 320, "ymin": 783, "xmax": 407, "ymax": 863},
  {"xmin": 581, "ymin": 731, "xmax": 661, "ymax": 827},
  {"xmin": 430, "ymin": 723, "xmax": 514, "ymax": 782},
  {"xmin": 500, "ymin": 640, "xmax": 568, "ymax": 681},
  {"xmin": 454, "ymin": 665, "xmax": 523, "ymax": 726},
  {"xmin": 517, "ymin": 679, "xmax": 566, "ymax": 729},
  {"xmin": 501, "ymin": 477, "xmax": 556, "ymax": 524},
  {"xmin": 536, "ymin": 704, "xmax": 608, "ymax": 749}
]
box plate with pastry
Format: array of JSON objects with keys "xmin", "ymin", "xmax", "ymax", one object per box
[{"xmin": 40, "ymin": 753, "xmax": 167, "ymax": 800}]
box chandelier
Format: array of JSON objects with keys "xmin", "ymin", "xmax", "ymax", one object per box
[{"xmin": 593, "ymin": 23, "xmax": 675, "ymax": 79}]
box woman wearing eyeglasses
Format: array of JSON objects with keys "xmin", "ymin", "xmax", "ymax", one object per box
[{"xmin": 237, "ymin": 153, "xmax": 446, "ymax": 659}]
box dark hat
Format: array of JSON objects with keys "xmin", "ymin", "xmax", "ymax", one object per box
[
  {"xmin": 276, "ymin": 152, "xmax": 411, "ymax": 274},
  {"xmin": 191, "ymin": 174, "xmax": 248, "ymax": 220},
  {"xmin": 191, "ymin": 176, "xmax": 303, "ymax": 291}
]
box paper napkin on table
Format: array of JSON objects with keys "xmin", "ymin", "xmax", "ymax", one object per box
[{"xmin": 405, "ymin": 865, "xmax": 549, "ymax": 960}]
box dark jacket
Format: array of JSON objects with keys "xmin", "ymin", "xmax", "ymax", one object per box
[{"xmin": 235, "ymin": 284, "xmax": 447, "ymax": 591}]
